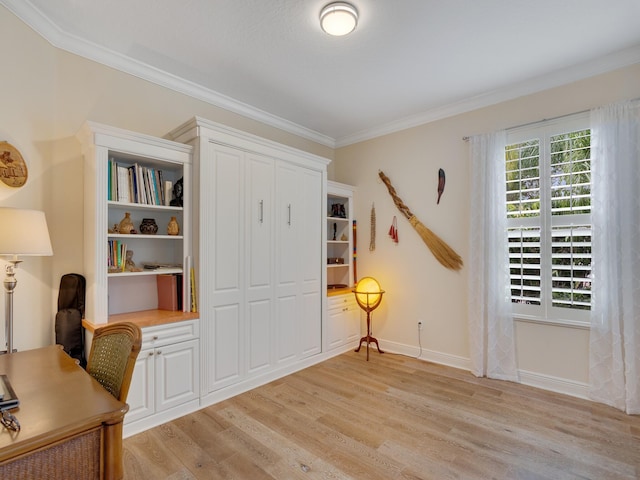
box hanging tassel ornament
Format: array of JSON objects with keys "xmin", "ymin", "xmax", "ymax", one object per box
[{"xmin": 388, "ymin": 216, "xmax": 398, "ymax": 243}]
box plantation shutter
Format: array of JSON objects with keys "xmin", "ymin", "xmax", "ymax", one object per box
[{"xmin": 505, "ymin": 120, "xmax": 591, "ymax": 323}]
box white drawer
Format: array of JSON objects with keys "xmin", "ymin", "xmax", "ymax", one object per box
[
  {"xmin": 328, "ymin": 294, "xmax": 357, "ymax": 311},
  {"xmin": 141, "ymin": 319, "xmax": 199, "ymax": 349}
]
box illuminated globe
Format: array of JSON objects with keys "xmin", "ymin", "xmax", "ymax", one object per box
[{"xmin": 354, "ymin": 276, "xmax": 383, "ymax": 311}]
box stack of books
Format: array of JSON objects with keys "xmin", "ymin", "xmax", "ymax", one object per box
[{"xmin": 108, "ymin": 158, "xmax": 173, "ymax": 206}]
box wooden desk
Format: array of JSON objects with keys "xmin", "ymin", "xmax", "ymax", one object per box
[{"xmin": 0, "ymin": 345, "xmax": 127, "ymax": 480}]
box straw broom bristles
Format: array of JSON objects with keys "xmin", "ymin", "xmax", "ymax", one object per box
[{"xmin": 378, "ymin": 170, "xmax": 463, "ymax": 271}]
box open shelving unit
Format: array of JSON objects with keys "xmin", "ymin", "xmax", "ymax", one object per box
[
  {"xmin": 78, "ymin": 121, "xmax": 197, "ymax": 325},
  {"xmin": 326, "ymin": 181, "xmax": 354, "ymax": 291}
]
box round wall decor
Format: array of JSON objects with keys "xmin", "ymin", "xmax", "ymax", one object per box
[{"xmin": 0, "ymin": 141, "xmax": 28, "ymax": 188}]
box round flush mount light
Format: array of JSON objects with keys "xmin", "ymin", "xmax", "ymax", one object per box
[{"xmin": 320, "ymin": 2, "xmax": 358, "ymax": 36}]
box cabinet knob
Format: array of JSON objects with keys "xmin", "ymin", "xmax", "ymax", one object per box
[
  {"xmin": 156, "ymin": 350, "xmax": 162, "ymax": 355},
  {"xmin": 148, "ymin": 351, "xmax": 154, "ymax": 357},
  {"xmin": 152, "ymin": 335, "xmax": 159, "ymax": 341}
]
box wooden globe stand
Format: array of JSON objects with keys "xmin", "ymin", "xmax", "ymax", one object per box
[{"xmin": 353, "ymin": 282, "xmax": 384, "ymax": 361}]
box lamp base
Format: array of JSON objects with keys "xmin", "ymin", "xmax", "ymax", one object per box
[
  {"xmin": 355, "ymin": 334, "xmax": 384, "ymax": 361},
  {"xmin": 354, "ymin": 311, "xmax": 384, "ymax": 361},
  {"xmin": 3, "ymin": 259, "xmax": 20, "ymax": 355}
]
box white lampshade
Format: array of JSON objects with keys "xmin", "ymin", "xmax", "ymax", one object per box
[
  {"xmin": 0, "ymin": 208, "xmax": 53, "ymax": 257},
  {"xmin": 320, "ymin": 2, "xmax": 358, "ymax": 36}
]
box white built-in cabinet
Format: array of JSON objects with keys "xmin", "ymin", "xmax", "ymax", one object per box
[
  {"xmin": 327, "ymin": 294, "xmax": 360, "ymax": 350},
  {"xmin": 168, "ymin": 117, "xmax": 329, "ymax": 403},
  {"xmin": 325, "ymin": 181, "xmax": 360, "ymax": 352},
  {"xmin": 124, "ymin": 319, "xmax": 199, "ymax": 436},
  {"xmin": 326, "ymin": 181, "xmax": 355, "ymax": 289},
  {"xmin": 78, "ymin": 122, "xmax": 201, "ymax": 437}
]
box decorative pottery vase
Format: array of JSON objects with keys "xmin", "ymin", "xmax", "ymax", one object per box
[
  {"xmin": 167, "ymin": 216, "xmax": 180, "ymax": 236},
  {"xmin": 139, "ymin": 218, "xmax": 158, "ymax": 235},
  {"xmin": 118, "ymin": 212, "xmax": 134, "ymax": 234}
]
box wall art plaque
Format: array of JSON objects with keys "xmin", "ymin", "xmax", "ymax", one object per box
[{"xmin": 0, "ymin": 141, "xmax": 28, "ymax": 188}]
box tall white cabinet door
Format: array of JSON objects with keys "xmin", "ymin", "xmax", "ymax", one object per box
[
  {"xmin": 275, "ymin": 162, "xmax": 300, "ymax": 364},
  {"xmin": 275, "ymin": 162, "xmax": 323, "ymax": 361},
  {"xmin": 275, "ymin": 163, "xmax": 299, "ymax": 293},
  {"xmin": 298, "ymin": 168, "xmax": 323, "ymax": 358},
  {"xmin": 201, "ymin": 142, "xmax": 245, "ymax": 392},
  {"xmin": 246, "ymin": 154, "xmax": 274, "ymax": 373}
]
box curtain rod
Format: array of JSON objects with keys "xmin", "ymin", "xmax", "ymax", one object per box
[
  {"xmin": 463, "ymin": 97, "xmax": 640, "ymax": 141},
  {"xmin": 462, "ymin": 108, "xmax": 590, "ymax": 141}
]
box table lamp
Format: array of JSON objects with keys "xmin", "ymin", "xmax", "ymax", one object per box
[
  {"xmin": 0, "ymin": 208, "xmax": 53, "ymax": 354},
  {"xmin": 353, "ymin": 276, "xmax": 384, "ymax": 361}
]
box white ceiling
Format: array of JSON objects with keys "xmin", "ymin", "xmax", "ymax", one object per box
[{"xmin": 4, "ymin": 0, "xmax": 640, "ymax": 147}]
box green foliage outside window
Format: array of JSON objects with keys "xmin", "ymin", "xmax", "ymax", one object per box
[{"xmin": 506, "ymin": 129, "xmax": 591, "ymax": 313}]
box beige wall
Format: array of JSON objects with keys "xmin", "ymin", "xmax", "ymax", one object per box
[
  {"xmin": 0, "ymin": 7, "xmax": 332, "ymax": 351},
  {"xmin": 333, "ymin": 63, "xmax": 640, "ymax": 390},
  {"xmin": 3, "ymin": 4, "xmax": 640, "ymax": 392}
]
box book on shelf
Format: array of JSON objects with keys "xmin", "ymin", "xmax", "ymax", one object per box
[
  {"xmin": 156, "ymin": 273, "xmax": 183, "ymax": 311},
  {"xmin": 157, "ymin": 169, "xmax": 165, "ymax": 205},
  {"xmin": 128, "ymin": 165, "xmax": 138, "ymax": 203},
  {"xmin": 190, "ymin": 267, "xmax": 197, "ymax": 313},
  {"xmin": 177, "ymin": 273, "xmax": 183, "ymax": 311},
  {"xmin": 164, "ymin": 180, "xmax": 173, "ymax": 206},
  {"xmin": 107, "ymin": 240, "xmax": 127, "ymax": 272},
  {"xmin": 116, "ymin": 164, "xmax": 131, "ymax": 203}
]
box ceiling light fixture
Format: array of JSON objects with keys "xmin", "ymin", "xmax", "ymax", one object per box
[{"xmin": 320, "ymin": 2, "xmax": 358, "ymax": 36}]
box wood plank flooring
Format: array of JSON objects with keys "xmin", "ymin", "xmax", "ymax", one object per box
[{"xmin": 123, "ymin": 351, "xmax": 640, "ymax": 479}]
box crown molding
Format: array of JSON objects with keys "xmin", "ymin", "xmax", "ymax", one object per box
[
  {"xmin": 1, "ymin": 0, "xmax": 337, "ymax": 148},
  {"xmin": 335, "ymin": 44, "xmax": 640, "ymax": 147},
  {"xmin": 5, "ymin": 0, "xmax": 640, "ymax": 150}
]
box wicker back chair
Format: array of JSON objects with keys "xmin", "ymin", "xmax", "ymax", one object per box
[{"xmin": 86, "ymin": 322, "xmax": 142, "ymax": 403}]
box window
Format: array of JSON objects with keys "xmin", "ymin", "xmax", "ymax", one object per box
[{"xmin": 505, "ymin": 114, "xmax": 591, "ymax": 325}]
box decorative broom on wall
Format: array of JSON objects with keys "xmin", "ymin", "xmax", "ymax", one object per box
[{"xmin": 378, "ymin": 170, "xmax": 463, "ymax": 271}]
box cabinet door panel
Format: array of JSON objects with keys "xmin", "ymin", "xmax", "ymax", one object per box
[
  {"xmin": 345, "ymin": 303, "xmax": 361, "ymax": 343},
  {"xmin": 246, "ymin": 154, "xmax": 273, "ymax": 295},
  {"xmin": 209, "ymin": 304, "xmax": 242, "ymax": 390},
  {"xmin": 247, "ymin": 298, "xmax": 272, "ymax": 373},
  {"xmin": 301, "ymin": 290, "xmax": 322, "ymax": 357},
  {"xmin": 327, "ymin": 306, "xmax": 344, "ymax": 349},
  {"xmin": 125, "ymin": 349, "xmax": 155, "ymax": 423},
  {"xmin": 204, "ymin": 143, "xmax": 243, "ymax": 299},
  {"xmin": 275, "ymin": 163, "xmax": 298, "ymax": 292},
  {"xmin": 298, "ymin": 168, "xmax": 323, "ymax": 289},
  {"xmin": 156, "ymin": 339, "xmax": 200, "ymax": 412},
  {"xmin": 276, "ymin": 294, "xmax": 297, "ymax": 363}
]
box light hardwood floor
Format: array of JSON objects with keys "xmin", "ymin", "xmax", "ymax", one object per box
[{"xmin": 123, "ymin": 351, "xmax": 640, "ymax": 479}]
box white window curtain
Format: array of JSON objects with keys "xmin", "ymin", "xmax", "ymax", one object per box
[
  {"xmin": 468, "ymin": 131, "xmax": 519, "ymax": 381},
  {"xmin": 589, "ymin": 99, "xmax": 640, "ymax": 414}
]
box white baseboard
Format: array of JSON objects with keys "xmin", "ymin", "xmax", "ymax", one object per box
[
  {"xmin": 199, "ymin": 345, "xmax": 352, "ymax": 410},
  {"xmin": 123, "ymin": 399, "xmax": 201, "ymax": 438},
  {"xmin": 380, "ymin": 338, "xmax": 589, "ymax": 400},
  {"xmin": 518, "ymin": 369, "xmax": 589, "ymax": 399},
  {"xmin": 380, "ymin": 338, "xmax": 471, "ymax": 371}
]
